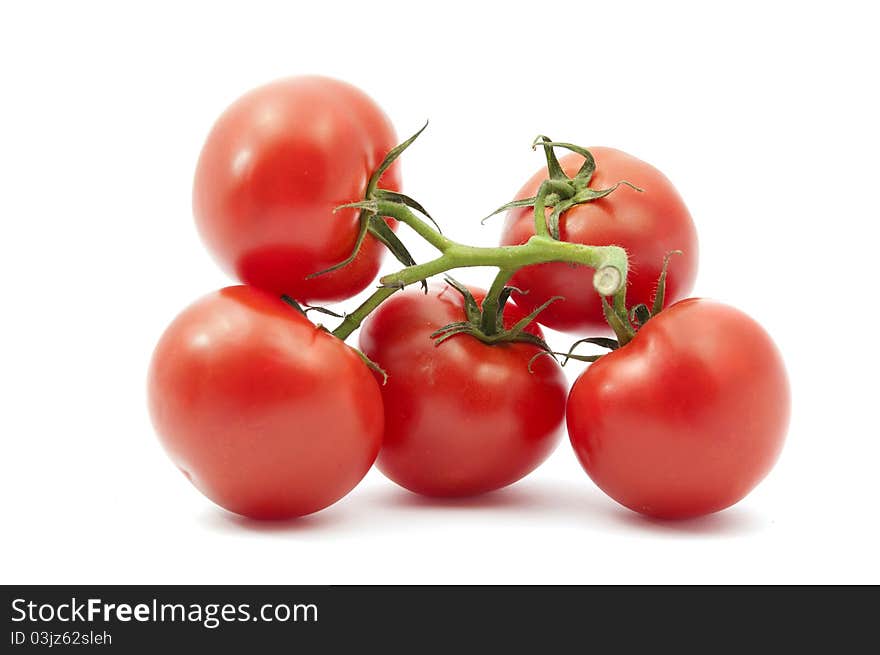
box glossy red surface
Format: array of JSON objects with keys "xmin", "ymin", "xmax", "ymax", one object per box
[
  {"xmin": 148, "ymin": 286, "xmax": 383, "ymax": 518},
  {"xmin": 193, "ymin": 76, "xmax": 400, "ymax": 302},
  {"xmin": 360, "ymin": 284, "xmax": 567, "ymax": 497},
  {"xmin": 567, "ymin": 298, "xmax": 790, "ymax": 518}
]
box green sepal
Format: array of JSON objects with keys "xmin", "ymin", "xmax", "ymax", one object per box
[
  {"xmin": 532, "ymin": 135, "xmax": 569, "ymax": 181},
  {"xmin": 311, "ymin": 124, "xmax": 434, "ymax": 283},
  {"xmin": 533, "ymin": 139, "xmax": 597, "ymax": 183},
  {"xmin": 365, "ymin": 121, "xmax": 428, "ymax": 198},
  {"xmin": 566, "ymin": 336, "xmax": 619, "ymax": 353},
  {"xmin": 571, "ymin": 180, "xmax": 643, "ymax": 205},
  {"xmin": 529, "ymin": 332, "xmax": 617, "ymax": 370},
  {"xmin": 562, "ymin": 353, "xmax": 605, "ymax": 363},
  {"xmin": 280, "ymin": 294, "xmax": 307, "ymax": 315},
  {"xmin": 305, "ymin": 212, "xmax": 371, "ymax": 280},
  {"xmin": 481, "ymin": 196, "xmax": 539, "ymax": 224},
  {"xmin": 528, "ymin": 348, "xmax": 602, "ymax": 373},
  {"xmin": 527, "ymin": 350, "xmax": 559, "ymax": 373},
  {"xmin": 481, "ymin": 138, "xmax": 642, "ymax": 237},
  {"xmin": 441, "ymin": 276, "xmax": 482, "ymax": 324},
  {"xmin": 630, "ymin": 304, "xmax": 651, "ymax": 327},
  {"xmin": 374, "ymin": 189, "xmax": 441, "ymax": 233},
  {"xmin": 430, "ymin": 324, "xmax": 469, "ymax": 346},
  {"xmin": 333, "ymin": 199, "xmax": 379, "ymax": 214},
  {"xmin": 430, "ymin": 320, "xmax": 472, "ymax": 338},
  {"xmin": 428, "ymin": 282, "xmax": 559, "ymax": 359},
  {"xmin": 602, "ymin": 296, "xmax": 635, "ymax": 347},
  {"xmin": 505, "ymin": 296, "xmax": 563, "ymax": 340},
  {"xmin": 509, "ymin": 331, "xmax": 554, "ymax": 352},
  {"xmin": 581, "ymin": 336, "xmax": 619, "ymax": 350},
  {"xmin": 352, "ymin": 348, "xmax": 388, "ymax": 385},
  {"xmin": 431, "ymin": 320, "xmax": 554, "ymax": 355},
  {"xmin": 652, "ymin": 250, "xmax": 682, "ymax": 317},
  {"xmin": 303, "ymin": 304, "xmax": 346, "ymax": 319},
  {"xmin": 368, "ymin": 216, "xmax": 428, "ymax": 293},
  {"xmin": 494, "ymin": 285, "xmax": 526, "ymax": 332},
  {"xmin": 559, "ymin": 336, "xmax": 619, "ymax": 365}
]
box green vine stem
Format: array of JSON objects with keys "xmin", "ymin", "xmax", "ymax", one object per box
[
  {"xmin": 330, "ymin": 204, "xmax": 628, "ymax": 341},
  {"xmin": 377, "ymin": 201, "xmax": 454, "ymax": 252},
  {"xmin": 533, "ymin": 178, "xmax": 573, "ymax": 238}
]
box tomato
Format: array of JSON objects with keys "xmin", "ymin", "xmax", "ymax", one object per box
[
  {"xmin": 359, "ymin": 284, "xmax": 567, "ymax": 497},
  {"xmin": 147, "ymin": 286, "xmax": 383, "ymax": 519},
  {"xmin": 193, "ymin": 76, "xmax": 400, "ymax": 302},
  {"xmin": 501, "ymin": 147, "xmax": 698, "ymax": 333},
  {"xmin": 566, "ymin": 299, "xmax": 789, "ymax": 519}
]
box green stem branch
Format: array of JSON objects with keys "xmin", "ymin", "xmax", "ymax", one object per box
[
  {"xmin": 377, "ymin": 201, "xmax": 454, "ymax": 252},
  {"xmin": 331, "ymin": 235, "xmax": 628, "ymax": 341},
  {"xmin": 533, "ymin": 183, "xmax": 551, "ymax": 238}
]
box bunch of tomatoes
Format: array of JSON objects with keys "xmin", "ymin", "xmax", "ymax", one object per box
[{"xmin": 148, "ymin": 76, "xmax": 790, "ymax": 522}]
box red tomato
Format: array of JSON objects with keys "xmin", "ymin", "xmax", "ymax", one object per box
[
  {"xmin": 566, "ymin": 299, "xmax": 789, "ymax": 519},
  {"xmin": 193, "ymin": 76, "xmax": 400, "ymax": 302},
  {"xmin": 359, "ymin": 284, "xmax": 567, "ymax": 497},
  {"xmin": 147, "ymin": 286, "xmax": 383, "ymax": 519},
  {"xmin": 501, "ymin": 148, "xmax": 698, "ymax": 333}
]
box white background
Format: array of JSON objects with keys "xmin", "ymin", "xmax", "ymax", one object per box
[{"xmin": 2, "ymin": 1, "xmax": 877, "ymax": 584}]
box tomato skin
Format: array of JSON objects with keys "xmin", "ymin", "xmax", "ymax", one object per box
[
  {"xmin": 501, "ymin": 148, "xmax": 698, "ymax": 333},
  {"xmin": 193, "ymin": 76, "xmax": 400, "ymax": 303},
  {"xmin": 566, "ymin": 299, "xmax": 789, "ymax": 519},
  {"xmin": 359, "ymin": 284, "xmax": 567, "ymax": 497},
  {"xmin": 147, "ymin": 286, "xmax": 383, "ymax": 519}
]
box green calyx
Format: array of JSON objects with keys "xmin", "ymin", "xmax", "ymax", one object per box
[
  {"xmin": 281, "ymin": 294, "xmax": 346, "ymax": 324},
  {"xmin": 430, "ymin": 277, "xmax": 558, "ymax": 353},
  {"xmin": 483, "ymin": 136, "xmax": 643, "ymax": 240},
  {"xmin": 574, "ymin": 250, "xmax": 682, "ymax": 355},
  {"xmin": 308, "ymin": 122, "xmax": 437, "ymax": 292},
  {"xmin": 526, "ymin": 250, "xmax": 681, "ymax": 371}
]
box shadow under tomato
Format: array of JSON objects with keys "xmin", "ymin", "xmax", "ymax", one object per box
[
  {"xmin": 198, "ymin": 504, "xmax": 353, "ymax": 534},
  {"xmin": 376, "ymin": 479, "xmax": 610, "ymax": 515},
  {"xmin": 607, "ymin": 504, "xmax": 766, "ymax": 537},
  {"xmin": 382, "ymin": 485, "xmax": 544, "ymax": 511},
  {"xmin": 196, "ymin": 478, "xmax": 767, "ymax": 538},
  {"xmin": 375, "ymin": 479, "xmax": 766, "ymax": 537}
]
